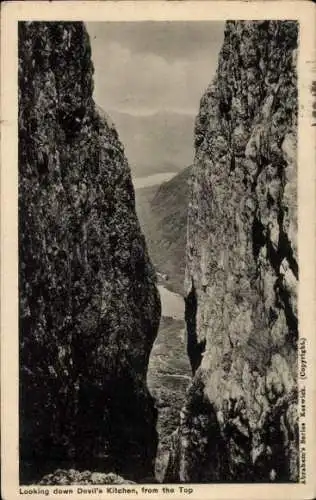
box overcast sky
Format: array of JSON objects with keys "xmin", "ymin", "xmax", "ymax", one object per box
[{"xmin": 85, "ymin": 22, "xmax": 225, "ymax": 172}]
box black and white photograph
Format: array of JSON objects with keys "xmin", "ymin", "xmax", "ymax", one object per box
[{"xmin": 1, "ymin": 2, "xmax": 316, "ymax": 499}]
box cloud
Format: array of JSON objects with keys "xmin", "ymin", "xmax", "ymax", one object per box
[
  {"xmin": 85, "ymin": 21, "xmax": 225, "ymax": 172},
  {"xmin": 86, "ymin": 22, "xmax": 224, "ymax": 116},
  {"xmin": 86, "ymin": 21, "xmax": 224, "ymax": 62}
]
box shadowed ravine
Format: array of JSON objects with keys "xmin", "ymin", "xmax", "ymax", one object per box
[
  {"xmin": 146, "ymin": 285, "xmax": 191, "ymax": 481},
  {"xmin": 18, "ymin": 19, "xmax": 299, "ymax": 486}
]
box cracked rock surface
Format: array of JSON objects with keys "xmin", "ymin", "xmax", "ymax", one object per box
[
  {"xmin": 19, "ymin": 22, "xmax": 160, "ymax": 484},
  {"xmin": 165, "ymin": 20, "xmax": 298, "ymax": 483}
]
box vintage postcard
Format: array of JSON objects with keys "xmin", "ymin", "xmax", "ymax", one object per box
[{"xmin": 1, "ymin": 1, "xmax": 315, "ymax": 499}]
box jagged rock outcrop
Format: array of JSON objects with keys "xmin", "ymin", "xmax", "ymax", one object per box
[
  {"xmin": 38, "ymin": 470, "xmax": 135, "ymax": 486},
  {"xmin": 19, "ymin": 22, "xmax": 160, "ymax": 484},
  {"xmin": 165, "ymin": 21, "xmax": 298, "ymax": 483}
]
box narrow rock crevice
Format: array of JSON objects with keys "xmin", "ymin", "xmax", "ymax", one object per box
[
  {"xmin": 252, "ymin": 216, "xmax": 266, "ymax": 260},
  {"xmin": 185, "ymin": 280, "xmax": 205, "ymax": 375}
]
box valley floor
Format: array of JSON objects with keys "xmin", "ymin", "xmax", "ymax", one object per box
[{"xmin": 147, "ymin": 311, "xmax": 191, "ymax": 481}]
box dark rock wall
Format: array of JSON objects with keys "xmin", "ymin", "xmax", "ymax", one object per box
[
  {"xmin": 19, "ymin": 22, "xmax": 160, "ymax": 483},
  {"xmin": 166, "ymin": 21, "xmax": 298, "ymax": 483}
]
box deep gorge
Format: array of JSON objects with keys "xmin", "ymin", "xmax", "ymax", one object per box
[{"xmin": 19, "ymin": 20, "xmax": 298, "ymax": 485}]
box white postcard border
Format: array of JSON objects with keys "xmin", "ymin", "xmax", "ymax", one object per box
[{"xmin": 1, "ymin": 2, "xmax": 315, "ymax": 499}]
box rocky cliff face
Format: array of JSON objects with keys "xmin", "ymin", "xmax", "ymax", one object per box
[
  {"xmin": 19, "ymin": 22, "xmax": 160, "ymax": 483},
  {"xmin": 165, "ymin": 20, "xmax": 298, "ymax": 482}
]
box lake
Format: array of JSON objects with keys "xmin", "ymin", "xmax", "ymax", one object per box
[{"xmin": 133, "ymin": 172, "xmax": 177, "ymax": 190}]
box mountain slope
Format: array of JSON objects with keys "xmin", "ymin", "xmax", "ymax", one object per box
[
  {"xmin": 135, "ymin": 166, "xmax": 192, "ymax": 295},
  {"xmin": 18, "ymin": 21, "xmax": 160, "ymax": 483}
]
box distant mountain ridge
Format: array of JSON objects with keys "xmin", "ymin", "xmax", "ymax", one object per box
[{"xmin": 108, "ymin": 109, "xmax": 195, "ymax": 176}]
